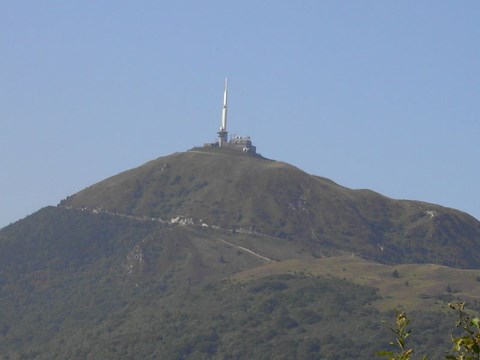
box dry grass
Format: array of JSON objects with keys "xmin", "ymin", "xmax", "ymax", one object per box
[{"xmin": 232, "ymin": 255, "xmax": 480, "ymax": 312}]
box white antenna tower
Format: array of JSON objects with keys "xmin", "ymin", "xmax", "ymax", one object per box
[{"xmin": 217, "ymin": 78, "xmax": 228, "ymax": 146}]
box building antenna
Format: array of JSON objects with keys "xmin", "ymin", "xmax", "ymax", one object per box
[{"xmin": 218, "ymin": 78, "xmax": 228, "ymax": 146}]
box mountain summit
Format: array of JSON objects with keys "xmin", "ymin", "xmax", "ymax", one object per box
[{"xmin": 60, "ymin": 147, "xmax": 480, "ymax": 268}]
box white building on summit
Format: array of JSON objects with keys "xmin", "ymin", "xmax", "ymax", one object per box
[{"xmin": 205, "ymin": 79, "xmax": 257, "ymax": 154}]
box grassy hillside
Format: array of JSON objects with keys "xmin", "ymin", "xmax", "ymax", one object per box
[
  {"xmin": 232, "ymin": 255, "xmax": 480, "ymax": 312},
  {"xmin": 61, "ymin": 147, "xmax": 480, "ymax": 268}
]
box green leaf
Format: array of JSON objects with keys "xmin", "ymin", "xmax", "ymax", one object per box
[
  {"xmin": 404, "ymin": 348, "xmax": 413, "ymax": 356},
  {"xmin": 376, "ymin": 350, "xmax": 393, "ymax": 356},
  {"xmin": 471, "ymin": 317, "xmax": 480, "ymax": 331}
]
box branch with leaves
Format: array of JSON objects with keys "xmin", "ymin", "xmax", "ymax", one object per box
[
  {"xmin": 378, "ymin": 302, "xmax": 480, "ymax": 360},
  {"xmin": 377, "ymin": 310, "xmax": 427, "ymax": 360},
  {"xmin": 446, "ymin": 302, "xmax": 480, "ymax": 360}
]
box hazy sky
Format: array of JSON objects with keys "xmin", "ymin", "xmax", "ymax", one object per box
[{"xmin": 1, "ymin": 1, "xmax": 479, "ymax": 228}]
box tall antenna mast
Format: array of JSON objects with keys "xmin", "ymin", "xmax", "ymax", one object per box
[{"xmin": 218, "ymin": 78, "xmax": 228, "ymax": 146}]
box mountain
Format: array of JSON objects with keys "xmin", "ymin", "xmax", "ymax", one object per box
[{"xmin": 1, "ymin": 147, "xmax": 480, "ymax": 359}]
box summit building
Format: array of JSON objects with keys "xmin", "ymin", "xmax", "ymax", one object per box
[{"xmin": 205, "ymin": 79, "xmax": 257, "ymax": 154}]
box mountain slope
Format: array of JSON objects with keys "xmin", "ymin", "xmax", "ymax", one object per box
[
  {"xmin": 0, "ymin": 206, "xmax": 278, "ymax": 356},
  {"xmin": 0, "ymin": 207, "xmax": 461, "ymax": 360},
  {"xmin": 0, "ymin": 207, "xmax": 468, "ymax": 359},
  {"xmin": 60, "ymin": 147, "xmax": 480, "ymax": 268}
]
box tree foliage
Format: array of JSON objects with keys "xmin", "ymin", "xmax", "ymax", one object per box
[{"xmin": 446, "ymin": 302, "xmax": 480, "ymax": 360}]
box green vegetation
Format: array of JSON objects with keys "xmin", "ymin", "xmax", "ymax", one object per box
[
  {"xmin": 0, "ymin": 204, "xmax": 466, "ymax": 359},
  {"xmin": 0, "ymin": 207, "xmax": 462, "ymax": 359},
  {"xmin": 232, "ymin": 256, "xmax": 480, "ymax": 312},
  {"xmin": 378, "ymin": 311, "xmax": 427, "ymax": 360},
  {"xmin": 379, "ymin": 303, "xmax": 480, "ymax": 360},
  {"xmin": 60, "ymin": 148, "xmax": 480, "ymax": 268},
  {"xmin": 447, "ymin": 302, "xmax": 480, "ymax": 360},
  {"xmin": 42, "ymin": 274, "xmax": 382, "ymax": 359}
]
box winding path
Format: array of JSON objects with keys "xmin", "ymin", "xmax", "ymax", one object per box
[{"xmin": 217, "ymin": 238, "xmax": 274, "ymax": 263}]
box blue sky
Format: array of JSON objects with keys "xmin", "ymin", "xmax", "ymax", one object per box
[{"xmin": 1, "ymin": 1, "xmax": 479, "ymax": 228}]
